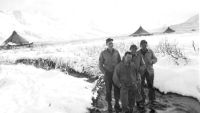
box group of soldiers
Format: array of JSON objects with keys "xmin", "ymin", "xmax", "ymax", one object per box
[{"xmin": 99, "ymin": 38, "xmax": 157, "ymax": 113}]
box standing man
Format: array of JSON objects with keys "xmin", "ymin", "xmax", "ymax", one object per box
[
  {"xmin": 113, "ymin": 52, "xmax": 139, "ymax": 113},
  {"xmin": 137, "ymin": 40, "xmax": 157, "ymax": 107},
  {"xmin": 129, "ymin": 44, "xmax": 145, "ymax": 101},
  {"xmin": 99, "ymin": 38, "xmax": 122, "ymax": 112},
  {"xmin": 130, "ymin": 44, "xmax": 145, "ymax": 75}
]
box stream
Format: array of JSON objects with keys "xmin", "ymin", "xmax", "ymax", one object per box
[{"xmin": 91, "ymin": 83, "xmax": 200, "ymax": 113}]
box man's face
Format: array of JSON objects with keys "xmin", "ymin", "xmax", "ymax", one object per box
[
  {"xmin": 141, "ymin": 43, "xmax": 147, "ymax": 50},
  {"xmin": 106, "ymin": 41, "xmax": 113, "ymax": 49},
  {"xmin": 125, "ymin": 54, "xmax": 132, "ymax": 63},
  {"xmin": 130, "ymin": 48, "xmax": 137, "ymax": 54}
]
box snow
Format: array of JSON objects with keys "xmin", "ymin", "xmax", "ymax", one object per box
[
  {"xmin": 7, "ymin": 42, "xmax": 17, "ymax": 45},
  {"xmin": 0, "ymin": 64, "xmax": 93, "ymax": 113},
  {"xmin": 0, "ymin": 32, "xmax": 199, "ymax": 113},
  {"xmin": 154, "ymin": 54, "xmax": 200, "ymax": 100}
]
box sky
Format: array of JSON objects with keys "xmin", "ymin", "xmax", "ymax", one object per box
[{"xmin": 0, "ymin": 0, "xmax": 199, "ymax": 31}]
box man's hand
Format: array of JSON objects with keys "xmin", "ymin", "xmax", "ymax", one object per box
[
  {"xmin": 136, "ymin": 76, "xmax": 141, "ymax": 83},
  {"xmin": 139, "ymin": 66, "xmax": 145, "ymax": 71},
  {"xmin": 148, "ymin": 60, "xmax": 153, "ymax": 65}
]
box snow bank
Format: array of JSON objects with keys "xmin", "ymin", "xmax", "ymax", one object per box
[
  {"xmin": 154, "ymin": 53, "xmax": 200, "ymax": 100},
  {"xmin": 0, "ymin": 64, "xmax": 93, "ymax": 113}
]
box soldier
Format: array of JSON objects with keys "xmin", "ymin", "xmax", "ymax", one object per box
[
  {"xmin": 137, "ymin": 40, "xmax": 158, "ymax": 108},
  {"xmin": 113, "ymin": 52, "xmax": 139, "ymax": 113},
  {"xmin": 129, "ymin": 44, "xmax": 145, "ymax": 103},
  {"xmin": 99, "ymin": 38, "xmax": 122, "ymax": 112}
]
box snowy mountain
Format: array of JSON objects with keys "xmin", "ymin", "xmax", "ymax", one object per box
[
  {"xmin": 184, "ymin": 14, "xmax": 199, "ymax": 23},
  {"xmin": 0, "ymin": 10, "xmax": 113, "ymax": 44},
  {"xmin": 149, "ymin": 14, "xmax": 199, "ymax": 33}
]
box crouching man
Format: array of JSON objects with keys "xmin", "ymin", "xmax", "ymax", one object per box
[{"xmin": 113, "ymin": 52, "xmax": 139, "ymax": 113}]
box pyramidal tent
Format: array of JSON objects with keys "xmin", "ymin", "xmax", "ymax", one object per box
[
  {"xmin": 4, "ymin": 31, "xmax": 30, "ymax": 45},
  {"xmin": 163, "ymin": 27, "xmax": 175, "ymax": 33},
  {"xmin": 130, "ymin": 26, "xmax": 152, "ymax": 36}
]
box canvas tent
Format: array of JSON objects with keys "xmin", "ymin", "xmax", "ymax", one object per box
[
  {"xmin": 130, "ymin": 26, "xmax": 152, "ymax": 36},
  {"xmin": 163, "ymin": 27, "xmax": 175, "ymax": 33},
  {"xmin": 4, "ymin": 31, "xmax": 30, "ymax": 45}
]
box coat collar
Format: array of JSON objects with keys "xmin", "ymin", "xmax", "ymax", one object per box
[
  {"xmin": 122, "ymin": 60, "xmax": 131, "ymax": 67},
  {"xmin": 132, "ymin": 52, "xmax": 138, "ymax": 57},
  {"xmin": 138, "ymin": 48, "xmax": 151, "ymax": 54},
  {"xmin": 106, "ymin": 48, "xmax": 117, "ymax": 54}
]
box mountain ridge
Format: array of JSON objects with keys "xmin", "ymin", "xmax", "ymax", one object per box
[
  {"xmin": 149, "ymin": 14, "xmax": 199, "ymax": 33},
  {"xmin": 0, "ymin": 10, "xmax": 113, "ymax": 44},
  {"xmin": 0, "ymin": 11, "xmax": 198, "ymax": 44}
]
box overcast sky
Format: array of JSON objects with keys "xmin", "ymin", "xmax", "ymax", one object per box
[{"xmin": 0, "ymin": 0, "xmax": 199, "ymax": 32}]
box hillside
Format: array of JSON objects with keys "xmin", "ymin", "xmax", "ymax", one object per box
[
  {"xmin": 149, "ymin": 14, "xmax": 199, "ymax": 34},
  {"xmin": 0, "ymin": 10, "xmax": 113, "ymax": 44},
  {"xmin": 1, "ymin": 11, "xmax": 199, "ymax": 44}
]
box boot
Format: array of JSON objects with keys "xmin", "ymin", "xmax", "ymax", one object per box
[
  {"xmin": 122, "ymin": 110, "xmax": 130, "ymax": 113},
  {"xmin": 108, "ymin": 102, "xmax": 112, "ymax": 112},
  {"xmin": 148, "ymin": 99, "xmax": 158, "ymax": 105},
  {"xmin": 129, "ymin": 108, "xmax": 133, "ymax": 113},
  {"xmin": 122, "ymin": 107, "xmax": 130, "ymax": 113},
  {"xmin": 135, "ymin": 89, "xmax": 142, "ymax": 101},
  {"xmin": 114, "ymin": 102, "xmax": 122, "ymax": 112},
  {"xmin": 136, "ymin": 102, "xmax": 145, "ymax": 110}
]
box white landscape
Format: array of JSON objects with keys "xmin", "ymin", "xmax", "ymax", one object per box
[
  {"xmin": 0, "ymin": 32, "xmax": 199, "ymax": 113},
  {"xmin": 0, "ymin": 0, "xmax": 199, "ymax": 113}
]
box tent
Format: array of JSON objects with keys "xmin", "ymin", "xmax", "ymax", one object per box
[
  {"xmin": 130, "ymin": 26, "xmax": 152, "ymax": 36},
  {"xmin": 4, "ymin": 31, "xmax": 30, "ymax": 45},
  {"xmin": 163, "ymin": 27, "xmax": 175, "ymax": 33}
]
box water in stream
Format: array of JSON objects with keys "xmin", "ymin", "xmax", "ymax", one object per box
[{"xmin": 93, "ymin": 86, "xmax": 200, "ymax": 113}]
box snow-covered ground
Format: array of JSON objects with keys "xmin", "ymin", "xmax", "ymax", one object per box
[
  {"xmin": 0, "ymin": 64, "xmax": 93, "ymax": 113},
  {"xmin": 0, "ymin": 32, "xmax": 199, "ymax": 113}
]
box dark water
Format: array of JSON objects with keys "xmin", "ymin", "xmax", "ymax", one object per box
[
  {"xmin": 92, "ymin": 86, "xmax": 200, "ymax": 113},
  {"xmin": 133, "ymin": 89, "xmax": 200, "ymax": 113}
]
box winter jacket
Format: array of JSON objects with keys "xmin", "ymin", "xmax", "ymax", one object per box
[
  {"xmin": 113, "ymin": 61, "xmax": 138, "ymax": 87},
  {"xmin": 131, "ymin": 53, "xmax": 145, "ymax": 75},
  {"xmin": 99, "ymin": 48, "xmax": 121, "ymax": 74},
  {"xmin": 137, "ymin": 49, "xmax": 157, "ymax": 75}
]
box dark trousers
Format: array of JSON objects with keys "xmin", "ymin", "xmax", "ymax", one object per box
[
  {"xmin": 104, "ymin": 71, "xmax": 120, "ymax": 104},
  {"xmin": 139, "ymin": 70, "xmax": 155, "ymax": 103},
  {"xmin": 120, "ymin": 85, "xmax": 137, "ymax": 112}
]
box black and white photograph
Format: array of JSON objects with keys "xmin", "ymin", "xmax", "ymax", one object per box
[{"xmin": 0, "ymin": 0, "xmax": 199, "ymax": 113}]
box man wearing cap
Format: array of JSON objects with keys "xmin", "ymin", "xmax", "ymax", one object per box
[
  {"xmin": 137, "ymin": 40, "xmax": 157, "ymax": 107},
  {"xmin": 99, "ymin": 38, "xmax": 122, "ymax": 112}
]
